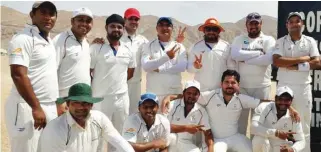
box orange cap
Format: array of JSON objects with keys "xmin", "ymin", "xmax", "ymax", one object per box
[{"xmin": 198, "ymin": 18, "xmax": 225, "ymax": 32}]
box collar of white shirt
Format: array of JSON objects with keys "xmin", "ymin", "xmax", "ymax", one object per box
[
  {"xmin": 123, "ymin": 30, "xmax": 137, "ymax": 40},
  {"xmin": 25, "ymin": 24, "xmax": 51, "ymax": 39},
  {"xmin": 178, "ymin": 98, "xmax": 202, "ymax": 114},
  {"xmin": 66, "ymin": 111, "xmax": 92, "ymax": 131}
]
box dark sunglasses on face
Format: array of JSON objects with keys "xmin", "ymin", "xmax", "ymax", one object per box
[
  {"xmin": 204, "ymin": 26, "xmax": 220, "ymax": 32},
  {"xmin": 247, "ymin": 14, "xmax": 261, "ymax": 20},
  {"xmin": 128, "ymin": 17, "xmax": 140, "ymax": 21}
]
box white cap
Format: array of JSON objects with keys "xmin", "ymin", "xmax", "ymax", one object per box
[
  {"xmin": 184, "ymin": 80, "xmax": 201, "ymax": 91},
  {"xmin": 276, "ymin": 86, "xmax": 294, "ymax": 97},
  {"xmin": 72, "ymin": 7, "xmax": 93, "ymax": 19}
]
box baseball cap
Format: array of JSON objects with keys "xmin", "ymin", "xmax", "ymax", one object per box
[
  {"xmin": 198, "ymin": 18, "xmax": 225, "ymax": 32},
  {"xmin": 106, "ymin": 14, "xmax": 125, "ymax": 26},
  {"xmin": 184, "ymin": 80, "xmax": 201, "ymax": 92},
  {"xmin": 72, "ymin": 7, "xmax": 93, "ymax": 19},
  {"xmin": 138, "ymin": 93, "xmax": 159, "ymax": 106},
  {"xmin": 32, "ymin": 1, "xmax": 57, "ymax": 13},
  {"xmin": 56, "ymin": 83, "xmax": 103, "ymax": 104},
  {"xmin": 287, "ymin": 12, "xmax": 302, "ymax": 21},
  {"xmin": 276, "ymin": 86, "xmax": 294, "ymax": 98},
  {"xmin": 246, "ymin": 12, "xmax": 262, "ymax": 23},
  {"xmin": 157, "ymin": 17, "xmax": 173, "ymax": 25},
  {"xmin": 124, "ymin": 8, "xmax": 140, "ymax": 19}
]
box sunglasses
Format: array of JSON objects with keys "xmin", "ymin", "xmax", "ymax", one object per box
[
  {"xmin": 247, "ymin": 14, "xmax": 261, "ymax": 20},
  {"xmin": 204, "ymin": 26, "xmax": 220, "ymax": 32}
]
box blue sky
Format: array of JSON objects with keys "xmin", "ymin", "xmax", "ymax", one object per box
[{"xmin": 1, "ymin": 1, "xmax": 278, "ymax": 26}]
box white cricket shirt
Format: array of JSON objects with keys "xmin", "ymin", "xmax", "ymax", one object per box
[
  {"xmin": 198, "ymin": 88, "xmax": 260, "ymax": 139},
  {"xmin": 38, "ymin": 110, "xmax": 135, "ymax": 152},
  {"xmin": 187, "ymin": 39, "xmax": 236, "ymax": 91},
  {"xmin": 251, "ymin": 102, "xmax": 305, "ymax": 152},
  {"xmin": 90, "ymin": 42, "xmax": 136, "ymax": 97},
  {"xmin": 53, "ymin": 29, "xmax": 91, "ymax": 97},
  {"xmin": 122, "ymin": 113, "xmax": 171, "ymax": 152},
  {"xmin": 231, "ymin": 32, "xmax": 276, "ymax": 88},
  {"xmin": 121, "ymin": 31, "xmax": 149, "ymax": 83},
  {"xmin": 141, "ymin": 39, "xmax": 187, "ymax": 95},
  {"xmin": 273, "ymin": 34, "xmax": 320, "ymax": 84},
  {"xmin": 7, "ymin": 24, "xmax": 59, "ymax": 103}
]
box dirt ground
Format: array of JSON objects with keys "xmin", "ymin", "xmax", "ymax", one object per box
[{"xmin": 0, "ymin": 55, "xmax": 276, "ymax": 151}]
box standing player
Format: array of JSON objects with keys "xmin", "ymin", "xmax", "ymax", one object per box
[
  {"xmin": 121, "ymin": 8, "xmax": 149, "ymax": 114},
  {"xmin": 168, "ymin": 80, "xmax": 214, "ymax": 152},
  {"xmin": 273, "ymin": 12, "xmax": 320, "ymax": 152},
  {"xmin": 5, "ymin": 1, "xmax": 59, "ymax": 152},
  {"xmin": 122, "ymin": 93, "xmax": 171, "ymax": 152},
  {"xmin": 187, "ymin": 18, "xmax": 236, "ymax": 92},
  {"xmin": 231, "ymin": 12, "xmax": 276, "ymax": 135},
  {"xmin": 141, "ymin": 17, "xmax": 187, "ymax": 106},
  {"xmin": 251, "ymin": 86, "xmax": 305, "ymax": 152},
  {"xmin": 53, "ymin": 7, "xmax": 93, "ymax": 115},
  {"xmin": 90, "ymin": 14, "xmax": 136, "ymax": 152}
]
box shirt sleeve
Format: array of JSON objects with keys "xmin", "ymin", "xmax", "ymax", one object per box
[
  {"xmin": 101, "ymin": 113, "xmax": 135, "ymax": 152},
  {"xmin": 251, "ymin": 103, "xmax": 277, "ymax": 138},
  {"xmin": 90, "ymin": 44, "xmax": 101, "ymax": 69},
  {"xmin": 199, "ymin": 107, "xmax": 211, "ymax": 131},
  {"xmin": 122, "ymin": 116, "xmax": 138, "ymax": 143},
  {"xmin": 8, "ymin": 35, "xmax": 33, "ymax": 67},
  {"xmin": 161, "ymin": 117, "xmax": 171, "ymax": 146},
  {"xmin": 245, "ymin": 37, "xmax": 276, "ymax": 66},
  {"xmin": 225, "ymin": 44, "xmax": 237, "ymax": 70},
  {"xmin": 273, "ymin": 38, "xmax": 284, "ymax": 56},
  {"xmin": 141, "ymin": 42, "xmax": 170, "ymax": 72},
  {"xmin": 292, "ymin": 122, "xmax": 305, "ymax": 152},
  {"xmin": 198, "ymin": 90, "xmax": 216, "ymax": 106},
  {"xmin": 230, "ymin": 36, "xmax": 262, "ymax": 61},
  {"xmin": 237, "ymin": 94, "xmax": 260, "ymax": 109},
  {"xmin": 38, "ymin": 121, "xmax": 66, "ymax": 152},
  {"xmin": 308, "ymin": 37, "xmax": 320, "ymax": 57},
  {"xmin": 159, "ymin": 43, "xmax": 187, "ymax": 73}
]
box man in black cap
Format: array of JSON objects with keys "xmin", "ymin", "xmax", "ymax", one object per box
[
  {"xmin": 5, "ymin": 1, "xmax": 58, "ymax": 152},
  {"xmin": 90, "ymin": 14, "xmax": 136, "ymax": 152}
]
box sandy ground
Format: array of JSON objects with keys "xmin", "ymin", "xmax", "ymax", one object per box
[{"xmin": 0, "ymin": 55, "xmax": 276, "ymax": 151}]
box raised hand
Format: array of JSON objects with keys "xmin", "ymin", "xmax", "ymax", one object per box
[
  {"xmin": 166, "ymin": 44, "xmax": 180, "ymax": 59},
  {"xmin": 176, "ymin": 26, "xmax": 187, "ymax": 43},
  {"xmin": 193, "ymin": 54, "xmax": 203, "ymax": 69}
]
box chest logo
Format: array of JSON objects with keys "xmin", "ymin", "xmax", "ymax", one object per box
[
  {"xmin": 244, "ymin": 41, "xmax": 249, "ymax": 44},
  {"xmin": 217, "ymin": 104, "xmax": 221, "ymax": 107},
  {"xmin": 176, "ymin": 118, "xmax": 180, "ymax": 121}
]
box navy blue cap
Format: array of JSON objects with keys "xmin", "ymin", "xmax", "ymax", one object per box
[
  {"xmin": 157, "ymin": 17, "xmax": 173, "ymax": 25},
  {"xmin": 138, "ymin": 93, "xmax": 159, "ymax": 106}
]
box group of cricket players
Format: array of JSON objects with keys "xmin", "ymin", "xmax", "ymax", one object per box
[{"xmin": 4, "ymin": 1, "xmax": 321, "ymax": 152}]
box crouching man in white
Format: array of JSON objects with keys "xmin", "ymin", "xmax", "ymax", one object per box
[
  {"xmin": 168, "ymin": 80, "xmax": 214, "ymax": 152},
  {"xmin": 251, "ymin": 86, "xmax": 305, "ymax": 152},
  {"xmin": 122, "ymin": 93, "xmax": 171, "ymax": 152},
  {"xmin": 38, "ymin": 83, "xmax": 135, "ymax": 152}
]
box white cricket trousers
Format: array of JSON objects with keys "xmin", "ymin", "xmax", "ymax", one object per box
[
  {"xmin": 278, "ymin": 83, "xmax": 312, "ymax": 152},
  {"xmin": 128, "ymin": 81, "xmax": 141, "ymax": 114},
  {"xmin": 5, "ymin": 99, "xmax": 57, "ymax": 152},
  {"xmin": 93, "ymin": 92, "xmax": 129, "ymax": 152},
  {"xmin": 239, "ymin": 85, "xmax": 271, "ymax": 136},
  {"xmin": 169, "ymin": 133, "xmax": 208, "ymax": 152},
  {"xmin": 214, "ymin": 133, "xmax": 252, "ymax": 152}
]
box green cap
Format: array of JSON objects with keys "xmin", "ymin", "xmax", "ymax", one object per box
[{"xmin": 56, "ymin": 83, "xmax": 103, "ymax": 104}]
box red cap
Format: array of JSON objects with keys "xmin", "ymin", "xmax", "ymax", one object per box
[{"xmin": 124, "ymin": 8, "xmax": 140, "ymax": 19}]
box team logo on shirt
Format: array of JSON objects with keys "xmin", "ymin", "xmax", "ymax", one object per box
[
  {"xmin": 217, "ymin": 104, "xmax": 221, "ymax": 107},
  {"xmin": 257, "ymin": 40, "xmax": 263, "ymax": 46},
  {"xmin": 126, "ymin": 128, "xmax": 136, "ymax": 132},
  {"xmin": 176, "ymin": 117, "xmax": 180, "ymax": 121},
  {"xmin": 284, "ymin": 123, "xmax": 288, "ymax": 128},
  {"xmin": 272, "ymin": 122, "xmax": 276, "ymax": 125},
  {"xmin": 244, "ymin": 41, "xmax": 249, "ymax": 44},
  {"xmin": 11, "ymin": 48, "xmax": 22, "ymax": 56}
]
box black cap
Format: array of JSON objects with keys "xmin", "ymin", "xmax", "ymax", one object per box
[
  {"xmin": 106, "ymin": 14, "xmax": 125, "ymax": 26},
  {"xmin": 32, "ymin": 1, "xmax": 57, "ymax": 13},
  {"xmin": 157, "ymin": 17, "xmax": 173, "ymax": 25}
]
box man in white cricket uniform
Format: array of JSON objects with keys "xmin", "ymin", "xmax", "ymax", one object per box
[
  {"xmin": 122, "ymin": 93, "xmax": 171, "ymax": 152},
  {"xmin": 168, "ymin": 80, "xmax": 214, "ymax": 152},
  {"xmin": 141, "ymin": 17, "xmax": 187, "ymax": 106},
  {"xmin": 5, "ymin": 2, "xmax": 59, "ymax": 152},
  {"xmin": 231, "ymin": 12, "xmax": 276, "ymax": 135},
  {"xmin": 121, "ymin": 8, "xmax": 149, "ymax": 114},
  {"xmin": 90, "ymin": 14, "xmax": 136, "ymax": 152},
  {"xmin": 273, "ymin": 12, "xmax": 320, "ymax": 152},
  {"xmin": 251, "ymin": 86, "xmax": 305, "ymax": 152},
  {"xmin": 187, "ymin": 18, "xmax": 236, "ymax": 92},
  {"xmin": 38, "ymin": 83, "xmax": 135, "ymax": 152},
  {"xmin": 53, "ymin": 7, "xmax": 93, "ymax": 115}
]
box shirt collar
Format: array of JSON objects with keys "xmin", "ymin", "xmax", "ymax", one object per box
[
  {"xmin": 124, "ymin": 30, "xmax": 137, "ymax": 39},
  {"xmin": 286, "ymin": 34, "xmax": 303, "ymax": 43},
  {"xmin": 25, "ymin": 24, "xmax": 51, "ymax": 38},
  {"xmin": 66, "ymin": 111, "xmax": 91, "ymax": 130},
  {"xmin": 67, "ymin": 29, "xmax": 87, "ymax": 43}
]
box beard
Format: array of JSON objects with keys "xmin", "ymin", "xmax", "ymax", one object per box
[
  {"xmin": 107, "ymin": 32, "xmax": 122, "ymax": 41},
  {"xmin": 204, "ymin": 35, "xmax": 219, "ymax": 43},
  {"xmin": 248, "ymin": 30, "xmax": 261, "ymax": 38},
  {"xmin": 223, "ymin": 88, "xmax": 235, "ymax": 96}
]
